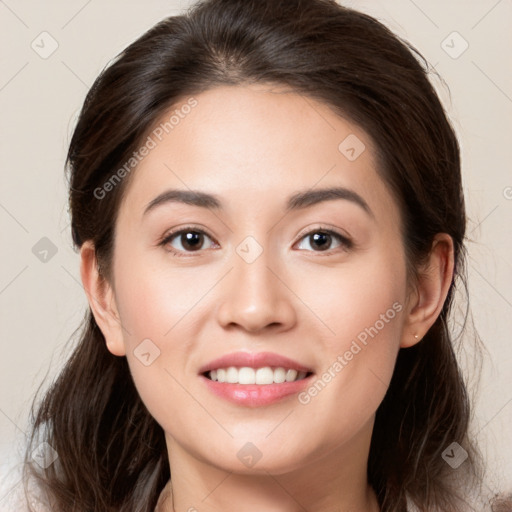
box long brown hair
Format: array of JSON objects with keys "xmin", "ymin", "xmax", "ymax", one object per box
[{"xmin": 23, "ymin": 0, "xmax": 501, "ymax": 510}]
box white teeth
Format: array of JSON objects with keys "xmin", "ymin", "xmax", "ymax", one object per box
[
  {"xmin": 238, "ymin": 367, "xmax": 255, "ymax": 384},
  {"xmin": 285, "ymin": 369, "xmax": 298, "ymax": 382},
  {"xmin": 273, "ymin": 367, "xmax": 286, "ymax": 383},
  {"xmin": 226, "ymin": 367, "xmax": 238, "ymax": 383},
  {"xmin": 207, "ymin": 366, "xmax": 309, "ymax": 384},
  {"xmin": 255, "ymin": 367, "xmax": 273, "ymax": 384}
]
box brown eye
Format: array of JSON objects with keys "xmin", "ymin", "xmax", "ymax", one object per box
[
  {"xmin": 296, "ymin": 229, "xmax": 352, "ymax": 253},
  {"xmin": 175, "ymin": 231, "xmax": 205, "ymax": 251},
  {"xmin": 308, "ymin": 232, "xmax": 332, "ymax": 251},
  {"xmin": 161, "ymin": 228, "xmax": 217, "ymax": 256}
]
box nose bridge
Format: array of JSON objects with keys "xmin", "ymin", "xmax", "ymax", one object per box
[{"xmin": 216, "ymin": 235, "xmax": 296, "ymax": 332}]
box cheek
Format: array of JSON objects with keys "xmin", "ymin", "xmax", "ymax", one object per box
[
  {"xmin": 110, "ymin": 251, "xmax": 220, "ymax": 429},
  {"xmin": 113, "ymin": 255, "xmax": 211, "ymax": 342},
  {"xmin": 294, "ymin": 248, "xmax": 407, "ymax": 430},
  {"xmin": 305, "ymin": 246, "xmax": 406, "ymax": 347}
]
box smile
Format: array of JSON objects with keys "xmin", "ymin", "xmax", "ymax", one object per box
[{"xmin": 205, "ymin": 366, "xmax": 310, "ymax": 384}]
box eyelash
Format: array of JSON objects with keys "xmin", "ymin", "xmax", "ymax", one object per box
[{"xmin": 158, "ymin": 224, "xmax": 353, "ymax": 258}]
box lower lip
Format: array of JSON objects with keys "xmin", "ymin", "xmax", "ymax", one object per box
[{"xmin": 200, "ymin": 374, "xmax": 313, "ymax": 407}]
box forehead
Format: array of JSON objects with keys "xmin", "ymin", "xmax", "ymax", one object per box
[{"xmin": 118, "ymin": 84, "xmax": 399, "ymax": 224}]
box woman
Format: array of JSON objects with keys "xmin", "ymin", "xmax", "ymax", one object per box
[{"xmin": 18, "ymin": 0, "xmax": 510, "ymax": 510}]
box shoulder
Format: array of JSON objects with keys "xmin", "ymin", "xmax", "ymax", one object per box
[
  {"xmin": 0, "ymin": 458, "xmax": 49, "ymax": 512},
  {"xmin": 0, "ymin": 459, "xmax": 28, "ymax": 511},
  {"xmin": 405, "ymin": 491, "xmax": 505, "ymax": 512}
]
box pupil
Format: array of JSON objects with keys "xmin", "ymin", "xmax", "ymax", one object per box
[
  {"xmin": 312, "ymin": 232, "xmax": 330, "ymax": 250},
  {"xmin": 183, "ymin": 232, "xmax": 202, "ymax": 250}
]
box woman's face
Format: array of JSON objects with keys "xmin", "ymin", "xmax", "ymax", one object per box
[{"xmin": 108, "ymin": 84, "xmax": 410, "ymax": 474}]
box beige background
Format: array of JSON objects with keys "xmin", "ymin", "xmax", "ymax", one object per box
[{"xmin": 1, "ymin": 0, "xmax": 511, "ymax": 503}]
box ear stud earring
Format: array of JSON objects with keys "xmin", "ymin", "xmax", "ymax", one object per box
[{"xmin": 414, "ymin": 334, "xmax": 419, "ymax": 339}]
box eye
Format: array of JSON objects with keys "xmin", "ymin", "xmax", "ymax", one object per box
[
  {"xmin": 159, "ymin": 226, "xmax": 217, "ymax": 256},
  {"xmin": 159, "ymin": 225, "xmax": 352, "ymax": 257},
  {"xmin": 295, "ymin": 227, "xmax": 352, "ymax": 253}
]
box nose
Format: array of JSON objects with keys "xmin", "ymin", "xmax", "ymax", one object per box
[{"xmin": 216, "ymin": 247, "xmax": 297, "ymax": 333}]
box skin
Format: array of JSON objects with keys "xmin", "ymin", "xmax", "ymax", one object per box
[{"xmin": 80, "ymin": 84, "xmax": 454, "ymax": 512}]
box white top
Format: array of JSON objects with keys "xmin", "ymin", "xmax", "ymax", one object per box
[{"xmin": 0, "ymin": 459, "xmax": 52, "ymax": 511}]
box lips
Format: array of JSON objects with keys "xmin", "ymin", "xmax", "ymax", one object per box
[{"xmin": 198, "ymin": 351, "xmax": 315, "ymax": 407}]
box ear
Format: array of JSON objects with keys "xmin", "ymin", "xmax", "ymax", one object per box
[
  {"xmin": 400, "ymin": 233, "xmax": 455, "ymax": 348},
  {"xmin": 80, "ymin": 241, "xmax": 126, "ymax": 356}
]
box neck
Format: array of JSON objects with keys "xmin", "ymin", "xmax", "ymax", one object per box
[{"xmin": 161, "ymin": 429, "xmax": 380, "ymax": 512}]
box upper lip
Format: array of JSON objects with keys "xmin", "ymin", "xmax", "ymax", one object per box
[{"xmin": 199, "ymin": 351, "xmax": 314, "ymax": 374}]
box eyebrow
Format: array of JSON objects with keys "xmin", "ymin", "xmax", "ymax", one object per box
[{"xmin": 143, "ymin": 186, "xmax": 373, "ymax": 217}]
